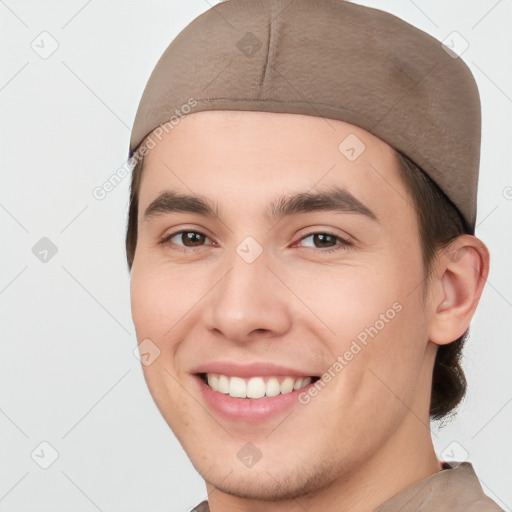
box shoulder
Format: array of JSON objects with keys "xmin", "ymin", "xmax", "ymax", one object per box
[
  {"xmin": 377, "ymin": 462, "xmax": 504, "ymax": 511},
  {"xmin": 446, "ymin": 462, "xmax": 503, "ymax": 511}
]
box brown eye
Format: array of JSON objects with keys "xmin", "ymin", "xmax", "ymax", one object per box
[
  {"xmin": 178, "ymin": 231, "xmax": 206, "ymax": 247},
  {"xmin": 311, "ymin": 233, "xmax": 337, "ymax": 248},
  {"xmin": 160, "ymin": 230, "xmax": 213, "ymax": 251},
  {"xmin": 298, "ymin": 231, "xmax": 352, "ymax": 253}
]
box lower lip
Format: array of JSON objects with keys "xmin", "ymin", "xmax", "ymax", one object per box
[{"xmin": 194, "ymin": 375, "xmax": 313, "ymax": 422}]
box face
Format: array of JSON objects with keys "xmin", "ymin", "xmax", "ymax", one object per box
[{"xmin": 130, "ymin": 110, "xmax": 436, "ymax": 501}]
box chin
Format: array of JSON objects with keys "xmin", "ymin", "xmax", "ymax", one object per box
[{"xmin": 192, "ymin": 453, "xmax": 339, "ymax": 502}]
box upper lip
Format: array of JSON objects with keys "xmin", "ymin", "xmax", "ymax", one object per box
[{"xmin": 190, "ymin": 361, "xmax": 318, "ymax": 378}]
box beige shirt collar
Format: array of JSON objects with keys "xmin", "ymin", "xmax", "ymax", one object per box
[{"xmin": 377, "ymin": 462, "xmax": 502, "ymax": 511}]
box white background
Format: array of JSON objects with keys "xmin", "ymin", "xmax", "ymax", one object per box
[{"xmin": 0, "ymin": 0, "xmax": 511, "ymax": 510}]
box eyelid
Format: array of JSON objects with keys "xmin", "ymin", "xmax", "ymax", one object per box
[
  {"xmin": 294, "ymin": 231, "xmax": 352, "ymax": 252},
  {"xmin": 295, "ymin": 225, "xmax": 354, "ymax": 244},
  {"xmin": 159, "ymin": 226, "xmax": 353, "ymax": 254},
  {"xmin": 159, "ymin": 228, "xmax": 216, "ymax": 251}
]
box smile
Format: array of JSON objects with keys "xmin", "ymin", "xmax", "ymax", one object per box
[{"xmin": 200, "ymin": 373, "xmax": 318, "ymax": 399}]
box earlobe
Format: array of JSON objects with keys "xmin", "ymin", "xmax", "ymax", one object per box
[{"xmin": 428, "ymin": 235, "xmax": 490, "ymax": 346}]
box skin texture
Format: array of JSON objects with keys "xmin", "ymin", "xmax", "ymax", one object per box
[{"xmin": 130, "ymin": 110, "xmax": 489, "ymax": 512}]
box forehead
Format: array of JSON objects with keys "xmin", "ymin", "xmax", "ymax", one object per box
[{"xmin": 137, "ymin": 110, "xmax": 409, "ymax": 222}]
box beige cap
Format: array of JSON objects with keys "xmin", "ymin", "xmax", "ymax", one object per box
[{"xmin": 130, "ymin": 0, "xmax": 481, "ymax": 231}]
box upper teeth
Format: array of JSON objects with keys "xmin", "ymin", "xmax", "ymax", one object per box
[{"xmin": 206, "ymin": 373, "xmax": 313, "ymax": 399}]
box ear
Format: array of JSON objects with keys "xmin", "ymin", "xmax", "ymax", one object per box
[{"xmin": 428, "ymin": 235, "xmax": 490, "ymax": 346}]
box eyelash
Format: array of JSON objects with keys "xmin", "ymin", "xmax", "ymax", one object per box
[{"xmin": 158, "ymin": 229, "xmax": 352, "ymax": 254}]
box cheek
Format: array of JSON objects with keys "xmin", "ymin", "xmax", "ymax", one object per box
[
  {"xmin": 130, "ymin": 260, "xmax": 186, "ymax": 339},
  {"xmin": 130, "ymin": 262, "xmax": 197, "ymax": 429},
  {"xmin": 130, "ymin": 267, "xmax": 159, "ymax": 338},
  {"xmin": 286, "ymin": 261, "xmax": 406, "ymax": 342},
  {"xmin": 291, "ymin": 255, "xmax": 427, "ymax": 398}
]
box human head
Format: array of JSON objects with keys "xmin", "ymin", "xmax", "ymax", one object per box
[
  {"xmin": 127, "ymin": 110, "xmax": 488, "ymax": 503},
  {"xmin": 125, "ymin": 0, "xmax": 490, "ymax": 505}
]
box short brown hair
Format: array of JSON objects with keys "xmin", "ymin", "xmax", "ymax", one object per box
[
  {"xmin": 125, "ymin": 147, "xmax": 472, "ymax": 420},
  {"xmin": 394, "ymin": 150, "xmax": 471, "ymax": 420}
]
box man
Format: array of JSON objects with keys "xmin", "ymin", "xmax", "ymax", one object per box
[{"xmin": 126, "ymin": 0, "xmax": 503, "ymax": 510}]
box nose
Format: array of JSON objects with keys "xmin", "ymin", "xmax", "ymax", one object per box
[{"xmin": 202, "ymin": 247, "xmax": 293, "ymax": 344}]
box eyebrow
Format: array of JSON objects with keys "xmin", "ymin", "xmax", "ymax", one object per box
[{"xmin": 143, "ymin": 186, "xmax": 378, "ymax": 224}]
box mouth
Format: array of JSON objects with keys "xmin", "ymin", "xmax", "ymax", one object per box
[
  {"xmin": 191, "ymin": 361, "xmax": 323, "ymax": 422},
  {"xmin": 197, "ymin": 372, "xmax": 321, "ymax": 399}
]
